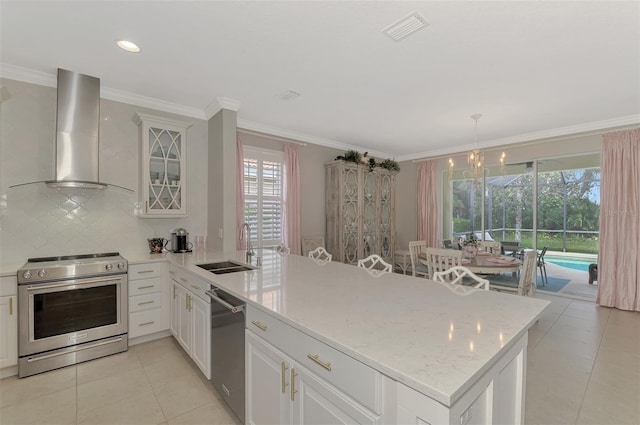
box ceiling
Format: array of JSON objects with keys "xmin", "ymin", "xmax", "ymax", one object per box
[{"xmin": 1, "ymin": 1, "xmax": 639, "ymax": 161}]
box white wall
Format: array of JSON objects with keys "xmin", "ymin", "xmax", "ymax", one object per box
[{"xmin": 0, "ymin": 78, "xmax": 208, "ymax": 270}]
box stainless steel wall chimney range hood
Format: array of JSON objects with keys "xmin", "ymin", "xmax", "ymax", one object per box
[
  {"xmin": 10, "ymin": 68, "xmax": 131, "ymax": 191},
  {"xmin": 47, "ymin": 69, "xmax": 105, "ymax": 189}
]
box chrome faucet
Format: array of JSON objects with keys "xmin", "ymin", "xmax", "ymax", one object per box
[{"xmin": 240, "ymin": 223, "xmax": 254, "ymax": 262}]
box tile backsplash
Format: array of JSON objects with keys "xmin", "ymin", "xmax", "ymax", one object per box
[{"xmin": 0, "ymin": 78, "xmax": 208, "ymax": 271}]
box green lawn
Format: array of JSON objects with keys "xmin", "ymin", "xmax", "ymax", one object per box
[{"xmin": 496, "ymin": 232, "xmax": 599, "ymax": 254}]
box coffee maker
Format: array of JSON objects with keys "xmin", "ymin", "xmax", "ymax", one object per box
[{"xmin": 167, "ymin": 228, "xmax": 193, "ymax": 253}]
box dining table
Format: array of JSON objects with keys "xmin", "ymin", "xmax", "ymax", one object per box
[{"xmin": 418, "ymin": 252, "xmax": 522, "ymax": 275}]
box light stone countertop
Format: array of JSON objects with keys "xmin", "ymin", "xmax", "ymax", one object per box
[
  {"xmin": 2, "ymin": 248, "xmax": 549, "ymax": 406},
  {"xmin": 162, "ymin": 248, "xmax": 550, "ymax": 407}
]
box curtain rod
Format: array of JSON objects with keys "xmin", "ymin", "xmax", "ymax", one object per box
[{"xmin": 237, "ymin": 128, "xmax": 307, "ymax": 146}]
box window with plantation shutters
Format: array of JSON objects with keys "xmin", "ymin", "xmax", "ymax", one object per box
[{"xmin": 243, "ymin": 147, "xmax": 283, "ymax": 247}]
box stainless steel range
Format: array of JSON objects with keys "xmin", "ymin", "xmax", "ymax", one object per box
[{"xmin": 17, "ymin": 253, "xmax": 128, "ymax": 377}]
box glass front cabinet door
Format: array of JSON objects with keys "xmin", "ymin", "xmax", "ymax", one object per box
[{"xmin": 135, "ymin": 113, "xmax": 191, "ymax": 218}]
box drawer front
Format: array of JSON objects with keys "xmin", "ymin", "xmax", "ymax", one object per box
[
  {"xmin": 247, "ymin": 306, "xmax": 381, "ymax": 413},
  {"xmin": 170, "ymin": 268, "xmax": 210, "ymax": 303},
  {"xmin": 0, "ymin": 275, "xmax": 17, "ymax": 297},
  {"xmin": 130, "ymin": 277, "xmax": 162, "ymax": 295},
  {"xmin": 129, "ymin": 262, "xmax": 163, "ymax": 280},
  {"xmin": 129, "ymin": 308, "xmax": 163, "ymax": 338},
  {"xmin": 129, "ymin": 292, "xmax": 162, "ymax": 313}
]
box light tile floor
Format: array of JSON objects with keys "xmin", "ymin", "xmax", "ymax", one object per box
[
  {"xmin": 0, "ymin": 338, "xmax": 242, "ymax": 425},
  {"xmin": 1, "ymin": 294, "xmax": 638, "ymax": 425}
]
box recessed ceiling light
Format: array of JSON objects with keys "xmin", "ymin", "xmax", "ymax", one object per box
[{"xmin": 116, "ymin": 40, "xmax": 141, "ymax": 53}]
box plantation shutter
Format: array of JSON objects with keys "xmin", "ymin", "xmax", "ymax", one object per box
[{"xmin": 243, "ymin": 148, "xmax": 283, "ymax": 247}]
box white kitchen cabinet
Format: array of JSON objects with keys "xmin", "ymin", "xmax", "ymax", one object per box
[
  {"xmin": 169, "ymin": 265, "xmax": 211, "ymax": 379},
  {"xmin": 246, "ymin": 306, "xmax": 382, "ymax": 425},
  {"xmin": 0, "ymin": 275, "xmax": 18, "ymax": 371},
  {"xmin": 325, "ymin": 161, "xmax": 397, "ymax": 265},
  {"xmin": 135, "ymin": 113, "xmax": 191, "ymax": 218},
  {"xmin": 128, "ymin": 262, "xmax": 168, "ymax": 339}
]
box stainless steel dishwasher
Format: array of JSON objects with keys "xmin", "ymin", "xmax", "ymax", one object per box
[{"xmin": 205, "ymin": 286, "xmax": 246, "ymax": 424}]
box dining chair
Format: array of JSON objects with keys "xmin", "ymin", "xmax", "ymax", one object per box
[
  {"xmin": 308, "ymin": 246, "xmax": 332, "ymax": 262},
  {"xmin": 488, "ymin": 250, "xmax": 537, "ymax": 296},
  {"xmin": 357, "ymin": 254, "xmax": 392, "ymax": 272},
  {"xmin": 537, "ymin": 246, "xmax": 548, "ymax": 286},
  {"xmin": 500, "ymin": 241, "xmax": 520, "ymax": 257},
  {"xmin": 301, "ymin": 236, "xmax": 325, "ymax": 257},
  {"xmin": 432, "ymin": 266, "xmax": 490, "ymax": 290},
  {"xmin": 275, "ymin": 244, "xmax": 290, "ymax": 254},
  {"xmin": 408, "ymin": 240, "xmax": 429, "ymax": 278},
  {"xmin": 477, "ymin": 241, "xmax": 501, "ymax": 255},
  {"xmin": 424, "ymin": 247, "xmax": 462, "ymax": 278}
]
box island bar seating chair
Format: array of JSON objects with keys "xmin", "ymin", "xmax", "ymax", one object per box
[
  {"xmin": 424, "ymin": 247, "xmax": 462, "ymax": 278},
  {"xmin": 489, "ymin": 250, "xmax": 537, "ymax": 296},
  {"xmin": 301, "ymin": 236, "xmax": 325, "ymax": 257},
  {"xmin": 432, "ymin": 266, "xmax": 490, "ymax": 290},
  {"xmin": 408, "ymin": 240, "xmax": 430, "ymax": 278},
  {"xmin": 477, "ymin": 240, "xmax": 501, "ymax": 255},
  {"xmin": 357, "ymin": 254, "xmax": 392, "ymax": 272},
  {"xmin": 308, "ymin": 246, "xmax": 332, "ymax": 262},
  {"xmin": 537, "ymin": 246, "xmax": 549, "ymax": 286}
]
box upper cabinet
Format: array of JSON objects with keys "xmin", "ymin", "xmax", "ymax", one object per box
[
  {"xmin": 135, "ymin": 113, "xmax": 191, "ymax": 218},
  {"xmin": 325, "ymin": 161, "xmax": 397, "ymax": 265}
]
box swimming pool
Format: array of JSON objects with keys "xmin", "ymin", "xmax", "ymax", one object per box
[{"xmin": 545, "ymin": 257, "xmax": 595, "ymax": 272}]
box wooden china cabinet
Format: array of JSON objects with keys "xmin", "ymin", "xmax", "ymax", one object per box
[{"xmin": 325, "ymin": 161, "xmax": 397, "ymax": 265}]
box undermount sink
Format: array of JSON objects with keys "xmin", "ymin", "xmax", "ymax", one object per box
[{"xmin": 196, "ymin": 261, "xmax": 255, "ymax": 275}]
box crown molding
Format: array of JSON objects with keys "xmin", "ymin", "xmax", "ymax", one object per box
[
  {"xmin": 396, "ymin": 114, "xmax": 640, "ymax": 162},
  {"xmin": 0, "ymin": 63, "xmax": 57, "ymax": 87},
  {"xmin": 237, "ymin": 119, "xmax": 394, "ymax": 159},
  {"xmin": 0, "ymin": 62, "xmax": 207, "ymax": 120},
  {"xmin": 204, "ymin": 97, "xmax": 242, "ymax": 119}
]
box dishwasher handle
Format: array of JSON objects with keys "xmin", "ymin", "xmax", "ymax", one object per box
[{"xmin": 205, "ymin": 289, "xmax": 244, "ymax": 314}]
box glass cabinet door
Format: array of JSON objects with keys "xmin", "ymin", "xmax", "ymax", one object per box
[
  {"xmin": 379, "ymin": 173, "xmax": 393, "ymax": 259},
  {"xmin": 363, "ymin": 171, "xmax": 377, "ymax": 258},
  {"xmin": 343, "ymin": 166, "xmax": 359, "ymax": 264},
  {"xmin": 136, "ymin": 113, "xmax": 190, "ymax": 218}
]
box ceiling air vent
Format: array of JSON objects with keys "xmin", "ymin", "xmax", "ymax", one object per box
[
  {"xmin": 278, "ymin": 89, "xmax": 301, "ymax": 101},
  {"xmin": 383, "ymin": 12, "xmax": 429, "ymax": 41}
]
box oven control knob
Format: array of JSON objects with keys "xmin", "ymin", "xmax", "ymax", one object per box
[
  {"xmin": 38, "ymin": 269, "xmax": 47, "ymax": 278},
  {"xmin": 105, "ymin": 264, "xmax": 113, "ymax": 271},
  {"xmin": 22, "ymin": 270, "xmax": 32, "ymax": 279},
  {"xmin": 117, "ymin": 262, "xmax": 125, "ymax": 270}
]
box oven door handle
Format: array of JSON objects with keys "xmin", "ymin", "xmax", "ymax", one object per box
[{"xmin": 24, "ymin": 277, "xmax": 122, "ymax": 291}]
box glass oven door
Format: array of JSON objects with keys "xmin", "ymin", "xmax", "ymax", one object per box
[{"xmin": 19, "ymin": 275, "xmax": 128, "ymax": 356}]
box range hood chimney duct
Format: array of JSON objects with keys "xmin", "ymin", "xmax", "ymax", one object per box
[{"xmin": 46, "ymin": 68, "xmax": 107, "ymax": 189}]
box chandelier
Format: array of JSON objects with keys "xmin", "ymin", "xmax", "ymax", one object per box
[{"xmin": 448, "ymin": 114, "xmax": 506, "ymax": 184}]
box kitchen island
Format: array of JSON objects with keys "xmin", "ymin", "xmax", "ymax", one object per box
[{"xmin": 165, "ymin": 248, "xmax": 549, "ymax": 424}]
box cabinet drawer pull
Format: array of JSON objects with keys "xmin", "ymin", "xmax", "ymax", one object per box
[
  {"xmin": 169, "ymin": 271, "xmax": 176, "ymax": 275},
  {"xmin": 307, "ymin": 354, "xmax": 332, "ymax": 371},
  {"xmin": 138, "ymin": 285, "xmax": 155, "ymax": 290},
  {"xmin": 251, "ymin": 320, "xmax": 267, "ymax": 331},
  {"xmin": 191, "ymin": 284, "xmax": 201, "ymax": 290},
  {"xmin": 173, "ymin": 286, "xmax": 177, "ymax": 299},
  {"xmin": 281, "ymin": 362, "xmax": 289, "ymax": 393},
  {"xmin": 139, "ymin": 321, "xmax": 155, "ymax": 327},
  {"xmin": 138, "ymin": 301, "xmax": 154, "ymax": 306},
  {"xmin": 9, "ymin": 297, "xmax": 13, "ymax": 315},
  {"xmin": 180, "ymin": 278, "xmax": 188, "ymax": 283},
  {"xmin": 136, "ymin": 270, "xmax": 154, "ymax": 274},
  {"xmin": 291, "ymin": 369, "xmax": 298, "ymax": 401}
]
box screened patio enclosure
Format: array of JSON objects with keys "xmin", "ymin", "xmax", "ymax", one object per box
[{"xmin": 448, "ymin": 153, "xmax": 600, "ymax": 256}]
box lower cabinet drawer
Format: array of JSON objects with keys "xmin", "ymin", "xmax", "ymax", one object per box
[
  {"xmin": 129, "ymin": 308, "xmax": 163, "ymax": 338},
  {"xmin": 129, "ymin": 292, "xmax": 162, "ymax": 313},
  {"xmin": 130, "ymin": 277, "xmax": 162, "ymax": 295},
  {"xmin": 247, "ymin": 306, "xmax": 381, "ymax": 414}
]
